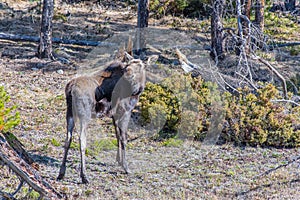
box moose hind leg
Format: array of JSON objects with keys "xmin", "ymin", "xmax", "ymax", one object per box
[
  {"xmin": 57, "ymin": 114, "xmax": 74, "ymax": 180},
  {"xmin": 79, "ymin": 121, "xmax": 89, "ymax": 184}
]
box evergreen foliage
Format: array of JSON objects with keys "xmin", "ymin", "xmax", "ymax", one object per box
[
  {"xmin": 0, "ymin": 86, "xmax": 20, "ymax": 133},
  {"xmin": 140, "ymin": 76, "xmax": 300, "ymax": 147}
]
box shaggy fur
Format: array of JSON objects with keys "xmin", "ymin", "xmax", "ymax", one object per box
[{"xmin": 57, "ymin": 59, "xmax": 146, "ymax": 183}]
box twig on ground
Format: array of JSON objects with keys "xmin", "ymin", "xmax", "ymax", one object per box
[{"xmin": 254, "ymin": 156, "xmax": 300, "ymax": 179}]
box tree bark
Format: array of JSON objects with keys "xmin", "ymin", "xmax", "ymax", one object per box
[
  {"xmin": 244, "ymin": 0, "xmax": 252, "ymax": 20},
  {"xmin": 242, "ymin": 0, "xmax": 252, "ymax": 53},
  {"xmin": 136, "ymin": 0, "xmax": 149, "ymax": 54},
  {"xmin": 254, "ymin": 0, "xmax": 265, "ymax": 32},
  {"xmin": 0, "ymin": 133, "xmax": 62, "ymax": 199},
  {"xmin": 137, "ymin": 0, "xmax": 149, "ymax": 28},
  {"xmin": 2, "ymin": 132, "xmax": 34, "ymax": 165},
  {"xmin": 284, "ymin": 0, "xmax": 296, "ymax": 11},
  {"xmin": 210, "ymin": 0, "xmax": 225, "ymax": 61},
  {"xmin": 38, "ymin": 0, "xmax": 54, "ymax": 59}
]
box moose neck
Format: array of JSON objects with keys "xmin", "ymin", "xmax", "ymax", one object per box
[{"xmin": 94, "ymin": 61, "xmax": 127, "ymax": 102}]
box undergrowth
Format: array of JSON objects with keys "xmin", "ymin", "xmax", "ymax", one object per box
[
  {"xmin": 140, "ymin": 74, "xmax": 300, "ymax": 147},
  {"xmin": 0, "ymin": 86, "xmax": 20, "ymax": 133}
]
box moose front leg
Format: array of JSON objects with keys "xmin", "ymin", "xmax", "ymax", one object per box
[
  {"xmin": 120, "ymin": 127, "xmax": 129, "ymax": 173},
  {"xmin": 112, "ymin": 96, "xmax": 139, "ymax": 174},
  {"xmin": 114, "ymin": 121, "xmax": 122, "ymax": 165},
  {"xmin": 113, "ymin": 113, "xmax": 130, "ymax": 174}
]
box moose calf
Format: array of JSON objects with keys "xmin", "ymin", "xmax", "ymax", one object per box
[{"xmin": 57, "ymin": 57, "xmax": 146, "ymax": 184}]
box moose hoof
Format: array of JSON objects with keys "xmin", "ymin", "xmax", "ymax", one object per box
[
  {"xmin": 81, "ymin": 176, "xmax": 89, "ymax": 184},
  {"xmin": 57, "ymin": 174, "xmax": 64, "ymax": 181},
  {"xmin": 124, "ymin": 167, "xmax": 131, "ymax": 174}
]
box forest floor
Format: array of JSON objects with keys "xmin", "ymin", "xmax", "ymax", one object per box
[{"xmin": 0, "ymin": 0, "xmax": 300, "ymax": 199}]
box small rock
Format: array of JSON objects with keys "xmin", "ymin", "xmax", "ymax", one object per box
[{"xmin": 57, "ymin": 69, "xmax": 64, "ymax": 74}]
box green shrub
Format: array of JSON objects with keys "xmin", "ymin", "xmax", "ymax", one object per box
[
  {"xmin": 140, "ymin": 75, "xmax": 300, "ymax": 147},
  {"xmin": 140, "ymin": 73, "xmax": 219, "ymax": 140},
  {"xmin": 0, "ymin": 86, "xmax": 20, "ymax": 133},
  {"xmin": 264, "ymin": 12, "xmax": 299, "ymax": 40},
  {"xmin": 162, "ymin": 138, "xmax": 183, "ymax": 147},
  {"xmin": 224, "ymin": 84, "xmax": 300, "ymax": 147},
  {"xmin": 140, "ymin": 81, "xmax": 180, "ymax": 137},
  {"xmin": 50, "ymin": 138, "xmax": 61, "ymax": 147},
  {"xmin": 149, "ymin": 0, "xmax": 210, "ymax": 18}
]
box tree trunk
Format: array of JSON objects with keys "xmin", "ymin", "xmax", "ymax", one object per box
[
  {"xmin": 284, "ymin": 0, "xmax": 296, "ymax": 11},
  {"xmin": 210, "ymin": 0, "xmax": 225, "ymax": 61},
  {"xmin": 254, "ymin": 0, "xmax": 265, "ymax": 32},
  {"xmin": 244, "ymin": 0, "xmax": 252, "ymax": 20},
  {"xmin": 137, "ymin": 0, "xmax": 149, "ymax": 28},
  {"xmin": 136, "ymin": 0, "xmax": 149, "ymax": 54},
  {"xmin": 242, "ymin": 0, "xmax": 252, "ymax": 54},
  {"xmin": 38, "ymin": 0, "xmax": 54, "ymax": 59}
]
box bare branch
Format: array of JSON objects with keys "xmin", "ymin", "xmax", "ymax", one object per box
[
  {"xmin": 251, "ymin": 55, "xmax": 288, "ymax": 99},
  {"xmin": 270, "ymin": 99, "xmax": 300, "ymax": 107},
  {"xmin": 254, "ymin": 156, "xmax": 300, "ymax": 179},
  {"xmin": 0, "ymin": 191, "xmax": 17, "ymax": 200},
  {"xmin": 0, "ymin": 134, "xmax": 62, "ymax": 199}
]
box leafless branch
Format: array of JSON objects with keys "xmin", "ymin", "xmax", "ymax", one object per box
[
  {"xmin": 251, "ymin": 55, "xmax": 288, "ymax": 99},
  {"xmin": 254, "ymin": 156, "xmax": 300, "ymax": 179},
  {"xmin": 271, "ymin": 99, "xmax": 300, "ymax": 106},
  {"xmin": 0, "ymin": 133, "xmax": 63, "ymax": 199},
  {"xmin": 235, "ymin": 72, "xmax": 258, "ymax": 90}
]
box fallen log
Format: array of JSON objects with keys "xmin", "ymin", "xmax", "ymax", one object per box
[
  {"xmin": 2, "ymin": 132, "xmax": 34, "ymax": 165},
  {"xmin": 269, "ymin": 41, "xmax": 300, "ymax": 49},
  {"xmin": 0, "ymin": 133, "xmax": 62, "ymax": 199},
  {"xmin": 0, "ymin": 32, "xmax": 116, "ymax": 47}
]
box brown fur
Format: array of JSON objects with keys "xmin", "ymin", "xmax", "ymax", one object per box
[{"xmin": 57, "ymin": 59, "xmax": 146, "ymax": 184}]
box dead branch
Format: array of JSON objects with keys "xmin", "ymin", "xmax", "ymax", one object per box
[
  {"xmin": 251, "ymin": 55, "xmax": 288, "ymax": 99},
  {"xmin": 269, "ymin": 41, "xmax": 300, "ymax": 49},
  {"xmin": 254, "ymin": 156, "xmax": 300, "ymax": 179},
  {"xmin": 271, "ymin": 99, "xmax": 300, "ymax": 106},
  {"xmin": 175, "ymin": 48, "xmax": 200, "ymax": 72},
  {"xmin": 0, "ymin": 191, "xmax": 18, "ymax": 200},
  {"xmin": 0, "ymin": 32, "xmax": 115, "ymax": 47},
  {"xmin": 2, "ymin": 132, "xmax": 34, "ymax": 165},
  {"xmin": 175, "ymin": 48, "xmax": 255, "ymax": 93},
  {"xmin": 0, "ymin": 134, "xmax": 62, "ymax": 199}
]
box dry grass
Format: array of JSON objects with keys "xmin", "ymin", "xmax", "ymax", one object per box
[{"xmin": 0, "ymin": 0, "xmax": 299, "ymax": 199}]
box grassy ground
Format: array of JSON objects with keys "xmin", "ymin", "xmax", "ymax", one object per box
[{"xmin": 0, "ymin": 0, "xmax": 300, "ymax": 199}]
